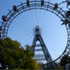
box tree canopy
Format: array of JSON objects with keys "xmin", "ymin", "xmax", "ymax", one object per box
[
  {"xmin": 60, "ymin": 54, "xmax": 70, "ymax": 66},
  {"xmin": 0, "ymin": 38, "xmax": 40, "ymax": 69}
]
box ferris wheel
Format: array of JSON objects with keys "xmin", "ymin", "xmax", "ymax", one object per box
[{"xmin": 0, "ymin": 0, "xmax": 70, "ymax": 67}]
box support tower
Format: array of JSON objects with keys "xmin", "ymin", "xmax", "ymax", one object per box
[{"xmin": 32, "ymin": 26, "xmax": 55, "ymax": 68}]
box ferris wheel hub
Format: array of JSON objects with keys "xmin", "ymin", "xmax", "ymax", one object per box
[
  {"xmin": 35, "ymin": 25, "xmax": 40, "ymax": 36},
  {"xmin": 35, "ymin": 26, "xmax": 39, "ymax": 31}
]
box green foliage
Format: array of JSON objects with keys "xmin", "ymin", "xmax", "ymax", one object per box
[
  {"xmin": 60, "ymin": 55, "xmax": 70, "ymax": 66},
  {"xmin": 56, "ymin": 66, "xmax": 65, "ymax": 70},
  {"xmin": 0, "ymin": 38, "xmax": 40, "ymax": 69},
  {"xmin": 59, "ymin": 54, "xmax": 70, "ymax": 70}
]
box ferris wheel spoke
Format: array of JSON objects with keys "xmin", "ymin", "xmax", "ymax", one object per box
[
  {"xmin": 26, "ymin": 10, "xmax": 35, "ymax": 27},
  {"xmin": 44, "ymin": 37, "xmax": 62, "ymax": 59},
  {"xmin": 29, "ymin": 10, "xmax": 36, "ymax": 25},
  {"xmin": 38, "ymin": 9, "xmax": 42, "ymax": 25}
]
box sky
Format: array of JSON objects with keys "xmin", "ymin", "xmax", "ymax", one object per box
[{"xmin": 0, "ymin": 0, "xmax": 67, "ymax": 62}]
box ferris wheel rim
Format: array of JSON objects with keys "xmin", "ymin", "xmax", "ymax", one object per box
[
  {"xmin": 0, "ymin": 0, "xmax": 68, "ymax": 64},
  {"xmin": 1, "ymin": 1, "xmax": 66, "ymax": 38}
]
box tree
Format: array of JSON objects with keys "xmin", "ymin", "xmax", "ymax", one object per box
[
  {"xmin": 60, "ymin": 54, "xmax": 70, "ymax": 68},
  {"xmin": 0, "ymin": 38, "xmax": 40, "ymax": 69}
]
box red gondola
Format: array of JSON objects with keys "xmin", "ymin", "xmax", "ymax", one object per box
[
  {"xmin": 0, "ymin": 26, "xmax": 2, "ymax": 30},
  {"xmin": 41, "ymin": 0, "xmax": 44, "ymax": 6},
  {"xmin": 53, "ymin": 3, "xmax": 58, "ymax": 10},
  {"xmin": 27, "ymin": 0, "xmax": 30, "ymax": 7},
  {"xmin": 2, "ymin": 15, "xmax": 7, "ymax": 22},
  {"xmin": 66, "ymin": 11, "xmax": 70, "ymax": 17},
  {"xmin": 13, "ymin": 5, "xmax": 18, "ymax": 12}
]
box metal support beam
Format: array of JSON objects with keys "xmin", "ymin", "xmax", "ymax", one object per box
[{"xmin": 32, "ymin": 26, "xmax": 56, "ymax": 68}]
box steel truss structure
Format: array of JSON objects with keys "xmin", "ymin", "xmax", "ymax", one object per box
[
  {"xmin": 32, "ymin": 26, "xmax": 56, "ymax": 68},
  {"xmin": 0, "ymin": 0, "xmax": 70, "ymax": 67}
]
